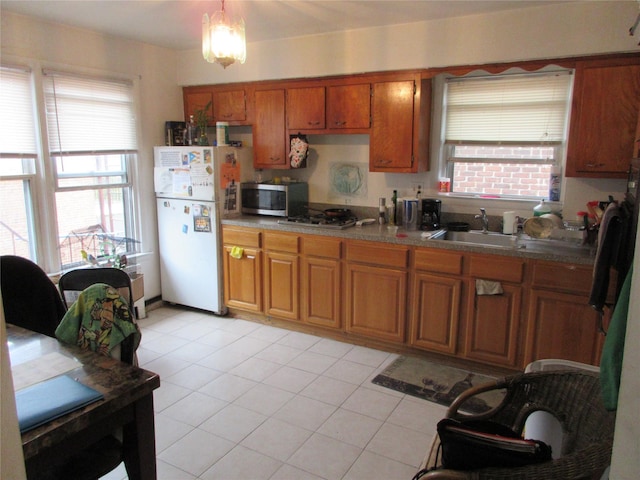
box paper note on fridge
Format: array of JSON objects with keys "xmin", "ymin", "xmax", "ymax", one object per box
[{"xmin": 154, "ymin": 167, "xmax": 192, "ymax": 196}]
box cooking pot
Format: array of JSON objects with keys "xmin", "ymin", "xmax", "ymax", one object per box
[
  {"xmin": 308, "ymin": 207, "xmax": 352, "ymax": 218},
  {"xmin": 447, "ymin": 222, "xmax": 470, "ymax": 232}
]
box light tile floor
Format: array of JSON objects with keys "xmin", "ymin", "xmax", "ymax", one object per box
[{"xmin": 102, "ymin": 306, "xmax": 448, "ymax": 480}]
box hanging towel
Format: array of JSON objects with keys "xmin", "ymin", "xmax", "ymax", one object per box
[
  {"xmin": 55, "ymin": 283, "xmax": 141, "ymax": 358},
  {"xmin": 230, "ymin": 246, "xmax": 244, "ymax": 259},
  {"xmin": 589, "ymin": 202, "xmax": 623, "ymax": 312},
  {"xmin": 600, "ymin": 265, "xmax": 633, "ymax": 411},
  {"xmin": 475, "ymin": 279, "xmax": 503, "ymax": 295}
]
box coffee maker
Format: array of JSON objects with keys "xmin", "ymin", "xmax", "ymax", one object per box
[{"xmin": 421, "ymin": 199, "xmax": 441, "ymax": 231}]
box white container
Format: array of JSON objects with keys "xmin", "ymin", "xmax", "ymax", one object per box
[
  {"xmin": 503, "ymin": 211, "xmax": 517, "ymax": 234},
  {"xmin": 216, "ymin": 122, "xmax": 229, "ymax": 146}
]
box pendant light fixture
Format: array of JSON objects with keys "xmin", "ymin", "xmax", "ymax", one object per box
[{"xmin": 202, "ymin": 0, "xmax": 246, "ymax": 68}]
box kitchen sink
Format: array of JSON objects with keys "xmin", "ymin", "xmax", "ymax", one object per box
[{"xmin": 431, "ymin": 229, "xmax": 519, "ymax": 248}]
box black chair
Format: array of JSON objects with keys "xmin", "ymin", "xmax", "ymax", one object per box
[
  {"xmin": 0, "ymin": 255, "xmax": 66, "ymax": 337},
  {"xmin": 58, "ymin": 267, "xmax": 134, "ymax": 314},
  {"xmin": 417, "ymin": 370, "xmax": 615, "ymax": 480},
  {"xmin": 57, "ymin": 269, "xmax": 140, "ymax": 480},
  {"xmin": 58, "ymin": 268, "xmax": 139, "ymax": 365}
]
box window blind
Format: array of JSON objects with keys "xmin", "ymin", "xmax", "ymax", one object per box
[
  {"xmin": 0, "ymin": 66, "xmax": 37, "ymax": 156},
  {"xmin": 43, "ymin": 70, "xmax": 138, "ymax": 154},
  {"xmin": 445, "ymin": 71, "xmax": 573, "ymax": 145}
]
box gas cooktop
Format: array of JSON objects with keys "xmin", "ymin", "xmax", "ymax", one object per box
[{"xmin": 277, "ymin": 214, "xmax": 357, "ymax": 230}]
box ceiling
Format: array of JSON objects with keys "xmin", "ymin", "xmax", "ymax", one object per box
[{"xmin": 1, "ymin": 0, "xmax": 569, "ymax": 50}]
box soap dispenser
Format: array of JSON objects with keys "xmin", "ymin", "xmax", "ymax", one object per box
[{"xmin": 533, "ymin": 199, "xmax": 551, "ymax": 217}]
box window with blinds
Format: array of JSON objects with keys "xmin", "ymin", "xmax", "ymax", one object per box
[
  {"xmin": 442, "ymin": 70, "xmax": 573, "ymax": 199},
  {"xmin": 42, "ymin": 70, "xmax": 139, "ymax": 268},
  {"xmin": 0, "ymin": 65, "xmax": 38, "ymax": 259}
]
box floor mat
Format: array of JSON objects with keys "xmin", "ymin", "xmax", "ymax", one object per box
[{"xmin": 372, "ymin": 356, "xmax": 506, "ymax": 414}]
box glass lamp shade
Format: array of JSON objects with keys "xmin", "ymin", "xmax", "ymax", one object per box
[{"xmin": 202, "ymin": 12, "xmax": 246, "ymax": 68}]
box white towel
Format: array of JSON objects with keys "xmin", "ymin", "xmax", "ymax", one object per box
[{"xmin": 476, "ymin": 279, "xmax": 503, "ymax": 295}]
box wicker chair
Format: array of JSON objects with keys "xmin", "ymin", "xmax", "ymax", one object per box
[{"xmin": 417, "ymin": 370, "xmax": 615, "ymax": 480}]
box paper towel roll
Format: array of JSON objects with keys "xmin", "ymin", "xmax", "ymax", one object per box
[
  {"xmin": 503, "ymin": 211, "xmax": 516, "ymax": 234},
  {"xmin": 216, "ymin": 122, "xmax": 229, "ymax": 146}
]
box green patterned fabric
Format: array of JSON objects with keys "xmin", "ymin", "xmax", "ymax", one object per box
[
  {"xmin": 600, "ymin": 265, "xmax": 632, "ymax": 411},
  {"xmin": 55, "ymin": 283, "xmax": 141, "ymax": 357}
]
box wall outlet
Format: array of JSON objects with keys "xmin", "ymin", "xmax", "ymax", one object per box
[{"xmin": 411, "ymin": 182, "xmax": 423, "ymax": 193}]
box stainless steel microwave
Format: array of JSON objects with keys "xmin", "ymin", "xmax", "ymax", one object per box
[{"xmin": 241, "ymin": 182, "xmax": 308, "ymax": 217}]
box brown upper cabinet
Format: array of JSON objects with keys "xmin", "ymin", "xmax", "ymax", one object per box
[
  {"xmin": 286, "ymin": 83, "xmax": 372, "ymax": 132},
  {"xmin": 183, "ymin": 53, "xmax": 639, "ymax": 174},
  {"xmin": 566, "ymin": 56, "xmax": 640, "ymax": 178},
  {"xmin": 183, "ymin": 86, "xmax": 249, "ymax": 126},
  {"xmin": 327, "ymin": 84, "xmax": 371, "ymax": 129},
  {"xmin": 183, "ymin": 91, "xmax": 213, "ymax": 124},
  {"xmin": 370, "ymin": 74, "xmax": 430, "ymax": 173},
  {"xmin": 212, "ymin": 89, "xmax": 247, "ymax": 123},
  {"xmin": 287, "ymin": 87, "xmax": 326, "ymax": 130},
  {"xmin": 254, "ymin": 88, "xmax": 287, "ymax": 169}
]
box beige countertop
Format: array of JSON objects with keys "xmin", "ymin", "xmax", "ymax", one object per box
[{"xmin": 221, "ymin": 215, "xmax": 596, "ymax": 265}]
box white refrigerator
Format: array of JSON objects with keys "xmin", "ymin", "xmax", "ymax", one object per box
[{"xmin": 153, "ymin": 145, "xmax": 252, "ymax": 314}]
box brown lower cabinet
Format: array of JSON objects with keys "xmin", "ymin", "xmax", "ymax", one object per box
[
  {"xmin": 301, "ymin": 236, "xmax": 342, "ymax": 328},
  {"xmin": 222, "ymin": 227, "xmax": 262, "ymax": 313},
  {"xmin": 222, "ymin": 225, "xmax": 604, "ymax": 370},
  {"xmin": 263, "ymin": 231, "xmax": 300, "ymax": 320},
  {"xmin": 345, "ymin": 241, "xmax": 409, "ymax": 343},
  {"xmin": 524, "ymin": 260, "xmax": 604, "ymax": 365}
]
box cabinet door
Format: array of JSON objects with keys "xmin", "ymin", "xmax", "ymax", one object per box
[
  {"xmin": 302, "ymin": 256, "xmax": 341, "ymax": 328},
  {"xmin": 345, "ymin": 263, "xmax": 407, "ymax": 343},
  {"xmin": 410, "ymin": 272, "xmax": 463, "ymax": 354},
  {"xmin": 525, "ymin": 289, "xmax": 603, "ymax": 366},
  {"xmin": 223, "ymin": 246, "xmax": 262, "ymax": 312},
  {"xmin": 567, "ymin": 60, "xmax": 640, "ymax": 178},
  {"xmin": 464, "ymin": 283, "xmax": 522, "ymax": 367},
  {"xmin": 254, "ymin": 89, "xmax": 287, "ymax": 168},
  {"xmin": 264, "ymin": 251, "xmax": 299, "ymax": 320},
  {"xmin": 327, "ymin": 84, "xmax": 371, "ymax": 129},
  {"xmin": 184, "ymin": 91, "xmax": 214, "ymax": 123},
  {"xmin": 370, "ymin": 80, "xmax": 415, "ymax": 171},
  {"xmin": 287, "ymin": 87, "xmax": 325, "ymax": 129},
  {"xmin": 213, "ymin": 89, "xmax": 246, "ymax": 122}
]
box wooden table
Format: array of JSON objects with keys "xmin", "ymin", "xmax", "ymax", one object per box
[{"xmin": 7, "ymin": 324, "xmax": 160, "ymax": 480}]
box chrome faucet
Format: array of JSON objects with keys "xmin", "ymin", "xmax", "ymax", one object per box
[{"xmin": 475, "ymin": 208, "xmax": 489, "ymax": 233}]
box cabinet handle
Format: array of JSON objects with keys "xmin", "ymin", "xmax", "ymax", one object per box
[
  {"xmin": 333, "ymin": 121, "xmax": 346, "ymax": 127},
  {"xmin": 269, "ymin": 157, "xmax": 281, "ymax": 163},
  {"xmin": 375, "ymin": 159, "xmax": 392, "ymax": 166},
  {"xmin": 307, "ymin": 121, "xmax": 321, "ymax": 126},
  {"xmin": 222, "ymin": 113, "xmax": 233, "ymax": 118},
  {"xmin": 585, "ymin": 163, "xmax": 605, "ymax": 168},
  {"xmin": 246, "ymin": 255, "xmax": 255, "ymax": 259}
]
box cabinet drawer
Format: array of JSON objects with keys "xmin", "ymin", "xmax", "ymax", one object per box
[
  {"xmin": 469, "ymin": 254, "xmax": 525, "ymax": 283},
  {"xmin": 223, "ymin": 227, "xmax": 261, "ymax": 248},
  {"xmin": 264, "ymin": 232, "xmax": 300, "ymax": 253},
  {"xmin": 346, "ymin": 241, "xmax": 409, "ymax": 268},
  {"xmin": 531, "ymin": 261, "xmax": 593, "ymax": 294},
  {"xmin": 302, "ymin": 236, "xmax": 341, "ymax": 259},
  {"xmin": 414, "ymin": 248, "xmax": 463, "ymax": 275}
]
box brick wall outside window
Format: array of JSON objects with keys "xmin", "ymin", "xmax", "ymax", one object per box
[{"xmin": 451, "ymin": 146, "xmax": 554, "ymax": 198}]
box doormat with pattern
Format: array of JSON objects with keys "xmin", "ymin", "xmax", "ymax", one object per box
[{"xmin": 372, "ymin": 356, "xmax": 506, "ymax": 414}]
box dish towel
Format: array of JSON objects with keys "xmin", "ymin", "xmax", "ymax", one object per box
[
  {"xmin": 230, "ymin": 246, "xmax": 244, "ymax": 259},
  {"xmin": 589, "ymin": 202, "xmax": 623, "ymax": 312},
  {"xmin": 475, "ymin": 279, "xmax": 503, "ymax": 295},
  {"xmin": 600, "ymin": 265, "xmax": 632, "ymax": 411},
  {"xmin": 56, "ymin": 283, "xmax": 141, "ymax": 358}
]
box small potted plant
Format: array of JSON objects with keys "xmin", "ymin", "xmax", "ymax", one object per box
[{"xmin": 194, "ymin": 100, "xmax": 212, "ymax": 146}]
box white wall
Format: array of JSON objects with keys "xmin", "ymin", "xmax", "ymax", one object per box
[
  {"xmin": 1, "ymin": 11, "xmax": 185, "ymax": 298},
  {"xmin": 177, "ymin": 1, "xmax": 638, "ymax": 220}
]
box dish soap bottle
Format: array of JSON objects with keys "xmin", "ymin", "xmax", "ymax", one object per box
[{"xmin": 533, "ymin": 199, "xmax": 551, "ymax": 217}]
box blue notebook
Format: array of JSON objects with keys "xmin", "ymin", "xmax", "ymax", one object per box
[{"xmin": 15, "ymin": 375, "xmax": 104, "ymax": 433}]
